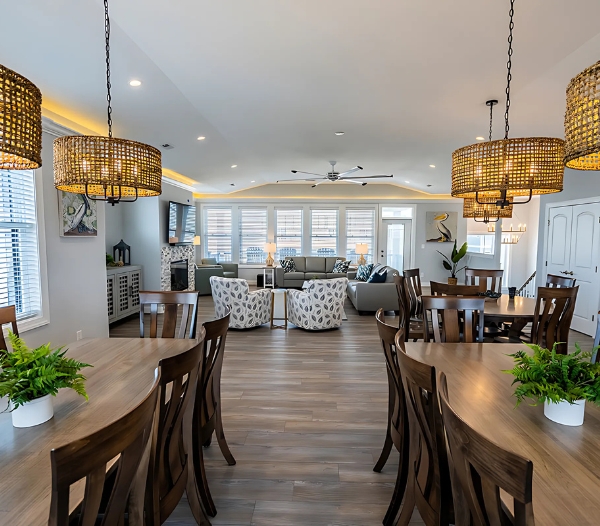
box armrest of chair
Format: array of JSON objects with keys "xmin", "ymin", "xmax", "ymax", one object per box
[
  {"xmin": 275, "ymin": 267, "xmax": 285, "ymax": 285},
  {"xmin": 221, "ymin": 263, "xmax": 238, "ymax": 277},
  {"xmin": 347, "ymin": 270, "xmax": 357, "ymax": 280},
  {"xmin": 248, "ymin": 288, "xmax": 271, "ymax": 299}
]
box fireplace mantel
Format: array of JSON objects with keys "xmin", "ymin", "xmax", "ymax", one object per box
[{"xmin": 160, "ymin": 246, "xmax": 195, "ymax": 291}]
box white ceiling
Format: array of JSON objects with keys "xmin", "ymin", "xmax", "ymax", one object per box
[{"xmin": 2, "ymin": 0, "xmax": 600, "ymax": 194}]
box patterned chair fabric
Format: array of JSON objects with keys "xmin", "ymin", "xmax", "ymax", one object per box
[
  {"xmin": 210, "ymin": 276, "xmax": 271, "ymax": 329},
  {"xmin": 287, "ymin": 278, "xmax": 347, "ymax": 330}
]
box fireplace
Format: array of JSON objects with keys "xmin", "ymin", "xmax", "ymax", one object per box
[
  {"xmin": 161, "ymin": 245, "xmax": 195, "ymax": 291},
  {"xmin": 170, "ymin": 260, "xmax": 189, "ymax": 291}
]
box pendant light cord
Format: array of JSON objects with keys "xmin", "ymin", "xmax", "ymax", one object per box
[
  {"xmin": 504, "ymin": 0, "xmax": 515, "ymax": 140},
  {"xmin": 104, "ymin": 0, "xmax": 113, "ymax": 138},
  {"xmin": 489, "ymin": 102, "xmax": 494, "ymax": 142}
]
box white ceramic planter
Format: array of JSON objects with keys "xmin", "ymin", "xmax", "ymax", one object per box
[
  {"xmin": 11, "ymin": 394, "xmax": 54, "ymax": 428},
  {"xmin": 543, "ymin": 399, "xmax": 585, "ymax": 426}
]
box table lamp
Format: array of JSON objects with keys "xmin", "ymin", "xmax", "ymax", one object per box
[
  {"xmin": 193, "ymin": 235, "xmax": 201, "ymax": 246},
  {"xmin": 265, "ymin": 243, "xmax": 276, "ymax": 267},
  {"xmin": 355, "ymin": 243, "xmax": 368, "ymax": 265}
]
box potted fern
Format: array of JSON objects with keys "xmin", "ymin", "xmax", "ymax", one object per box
[
  {"xmin": 437, "ymin": 240, "xmax": 468, "ymax": 285},
  {"xmin": 0, "ymin": 332, "xmax": 92, "ymax": 428},
  {"xmin": 504, "ymin": 343, "xmax": 600, "ymax": 426}
]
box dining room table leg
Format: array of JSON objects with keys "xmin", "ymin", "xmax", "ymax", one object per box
[{"xmin": 508, "ymin": 316, "xmax": 528, "ymax": 340}]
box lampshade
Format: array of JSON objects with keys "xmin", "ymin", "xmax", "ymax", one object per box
[
  {"xmin": 0, "ymin": 64, "xmax": 42, "ymax": 169},
  {"xmin": 265, "ymin": 243, "xmax": 276, "ymax": 253},
  {"xmin": 462, "ymin": 197, "xmax": 513, "ymax": 222},
  {"xmin": 355, "ymin": 243, "xmax": 368, "ymax": 255},
  {"xmin": 168, "ymin": 236, "xmax": 179, "ymax": 244},
  {"xmin": 193, "ymin": 235, "xmax": 201, "ymax": 246},
  {"xmin": 564, "ymin": 60, "xmax": 600, "ymax": 170}
]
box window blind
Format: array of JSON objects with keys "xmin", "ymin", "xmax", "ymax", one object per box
[
  {"xmin": 346, "ymin": 209, "xmax": 375, "ymax": 264},
  {"xmin": 239, "ymin": 208, "xmax": 267, "ymax": 264},
  {"xmin": 0, "ymin": 170, "xmax": 42, "ymax": 320},
  {"xmin": 204, "ymin": 208, "xmax": 233, "ymax": 262},
  {"xmin": 310, "ymin": 209, "xmax": 338, "ymax": 256},
  {"xmin": 275, "ymin": 209, "xmax": 302, "ymax": 259}
]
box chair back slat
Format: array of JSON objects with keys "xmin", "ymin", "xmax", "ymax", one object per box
[
  {"xmin": 430, "ymin": 282, "xmax": 480, "ymax": 297},
  {"xmin": 49, "ymin": 371, "xmax": 160, "ymax": 526},
  {"xmin": 437, "ymin": 372, "xmax": 535, "ymax": 526},
  {"xmin": 465, "ymin": 268, "xmax": 503, "ymax": 293},
  {"xmin": 531, "ymin": 286, "xmax": 578, "ymax": 354},
  {"xmin": 422, "ymin": 296, "xmax": 485, "ymax": 343},
  {"xmin": 546, "ymin": 274, "xmax": 576, "ymax": 288},
  {"xmin": 0, "ymin": 305, "xmax": 19, "ymax": 351},
  {"xmin": 139, "ymin": 291, "xmax": 200, "ymax": 339},
  {"xmin": 403, "ymin": 268, "xmax": 423, "ymax": 318}
]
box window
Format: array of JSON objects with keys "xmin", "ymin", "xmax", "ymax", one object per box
[
  {"xmin": 467, "ymin": 234, "xmax": 495, "ymax": 255},
  {"xmin": 346, "ymin": 209, "xmax": 375, "ymax": 264},
  {"xmin": 381, "ymin": 206, "xmax": 413, "ymax": 219},
  {"xmin": 239, "ymin": 208, "xmax": 268, "ymax": 264},
  {"xmin": 310, "ymin": 209, "xmax": 338, "ymax": 256},
  {"xmin": 0, "ymin": 170, "xmax": 42, "ymax": 321},
  {"xmin": 275, "ymin": 209, "xmax": 302, "ymax": 259},
  {"xmin": 203, "ymin": 208, "xmax": 232, "ymax": 262}
]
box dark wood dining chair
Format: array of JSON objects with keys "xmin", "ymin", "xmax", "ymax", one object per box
[
  {"xmin": 139, "ymin": 291, "xmax": 200, "ymax": 339},
  {"xmin": 189, "ymin": 308, "xmax": 234, "ymax": 518},
  {"xmin": 430, "ymin": 281, "xmax": 480, "ymax": 297},
  {"xmin": 146, "ymin": 336, "xmax": 206, "ymax": 526},
  {"xmin": 49, "ymin": 370, "xmax": 160, "ymax": 526},
  {"xmin": 394, "ymin": 336, "xmax": 453, "ymax": 526},
  {"xmin": 373, "ymin": 309, "xmax": 410, "ymax": 526},
  {"xmin": 422, "ymin": 296, "xmax": 485, "ymax": 343},
  {"xmin": 528, "ymin": 286, "xmax": 578, "ymax": 354},
  {"xmin": 393, "ymin": 274, "xmax": 424, "ymax": 342},
  {"xmin": 438, "ymin": 372, "xmax": 535, "ymax": 526},
  {"xmin": 0, "ymin": 305, "xmax": 18, "ymax": 351},
  {"xmin": 592, "ymin": 313, "xmax": 600, "ymax": 364},
  {"xmin": 546, "ymin": 274, "xmax": 577, "ymax": 288},
  {"xmin": 403, "ymin": 268, "xmax": 423, "ymax": 319},
  {"xmin": 465, "ymin": 268, "xmax": 503, "ymax": 293}
]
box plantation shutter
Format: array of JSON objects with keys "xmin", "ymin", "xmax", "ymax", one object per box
[
  {"xmin": 239, "ymin": 208, "xmax": 268, "ymax": 263},
  {"xmin": 0, "ymin": 170, "xmax": 42, "ymax": 320},
  {"xmin": 204, "ymin": 208, "xmax": 233, "ymax": 262},
  {"xmin": 275, "ymin": 209, "xmax": 303, "ymax": 259},
  {"xmin": 346, "ymin": 209, "xmax": 375, "ymax": 264},
  {"xmin": 310, "ymin": 209, "xmax": 338, "ymax": 256}
]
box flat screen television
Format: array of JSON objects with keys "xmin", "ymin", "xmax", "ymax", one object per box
[{"xmin": 168, "ymin": 201, "xmax": 196, "ymax": 244}]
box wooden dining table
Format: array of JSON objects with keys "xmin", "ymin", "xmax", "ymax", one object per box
[
  {"xmin": 405, "ymin": 341, "xmax": 600, "ymax": 525},
  {"xmin": 482, "ymin": 294, "xmax": 537, "ymax": 338},
  {"xmin": 0, "ymin": 338, "xmax": 200, "ymax": 526}
]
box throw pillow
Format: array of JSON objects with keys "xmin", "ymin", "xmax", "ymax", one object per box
[
  {"xmin": 280, "ymin": 259, "xmax": 296, "ymax": 273},
  {"xmin": 356, "ymin": 263, "xmax": 374, "ymax": 282},
  {"xmin": 367, "ymin": 270, "xmax": 387, "ymax": 283},
  {"xmin": 332, "ymin": 259, "xmax": 351, "ymax": 273}
]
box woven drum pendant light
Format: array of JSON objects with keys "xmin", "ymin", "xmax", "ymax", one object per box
[
  {"xmin": 0, "ymin": 64, "xmax": 42, "ymax": 169},
  {"xmin": 53, "ymin": 0, "xmax": 161, "ymax": 205},
  {"xmin": 451, "ymin": 0, "xmax": 564, "ymax": 206},
  {"xmin": 564, "ymin": 60, "xmax": 600, "ymax": 170}
]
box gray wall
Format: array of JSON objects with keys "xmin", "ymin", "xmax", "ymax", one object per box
[
  {"xmin": 104, "ymin": 204, "xmax": 124, "ymax": 257},
  {"xmin": 26, "ymin": 131, "xmax": 109, "ymax": 347}
]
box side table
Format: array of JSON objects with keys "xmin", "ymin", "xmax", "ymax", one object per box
[
  {"xmin": 270, "ymin": 289, "xmax": 287, "ymax": 330},
  {"xmin": 263, "ymin": 267, "xmax": 276, "ymax": 288}
]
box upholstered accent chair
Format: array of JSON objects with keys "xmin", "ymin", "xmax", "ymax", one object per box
[
  {"xmin": 209, "ymin": 276, "xmax": 271, "ymax": 329},
  {"xmin": 287, "ymin": 278, "xmax": 347, "ymax": 330}
]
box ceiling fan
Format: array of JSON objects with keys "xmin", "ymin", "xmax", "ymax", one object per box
[{"xmin": 277, "ymin": 161, "xmax": 393, "ymax": 187}]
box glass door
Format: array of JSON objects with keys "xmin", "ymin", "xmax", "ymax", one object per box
[{"xmin": 378, "ymin": 219, "xmax": 412, "ymax": 271}]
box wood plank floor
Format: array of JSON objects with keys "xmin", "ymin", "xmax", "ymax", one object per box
[{"xmin": 110, "ymin": 293, "xmax": 593, "ymax": 526}]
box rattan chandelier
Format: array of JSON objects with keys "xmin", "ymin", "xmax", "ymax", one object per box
[
  {"xmin": 451, "ymin": 0, "xmax": 564, "ymax": 206},
  {"xmin": 53, "ymin": 0, "xmax": 161, "ymax": 205},
  {"xmin": 463, "ymin": 197, "xmax": 513, "ymax": 223},
  {"xmin": 0, "ymin": 64, "xmax": 42, "ymax": 170},
  {"xmin": 564, "ymin": 60, "xmax": 600, "ymax": 170}
]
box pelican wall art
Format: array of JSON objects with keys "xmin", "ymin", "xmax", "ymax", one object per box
[
  {"xmin": 426, "ymin": 211, "xmax": 457, "ymax": 242},
  {"xmin": 58, "ymin": 191, "xmax": 98, "ymax": 237}
]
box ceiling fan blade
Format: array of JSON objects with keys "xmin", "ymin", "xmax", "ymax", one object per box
[
  {"xmin": 291, "ymin": 170, "xmax": 325, "ymax": 177},
  {"xmin": 339, "ymin": 174, "xmax": 394, "ymax": 180},
  {"xmin": 341, "ymin": 179, "xmax": 368, "ymax": 186},
  {"xmin": 311, "ymin": 180, "xmax": 328, "ymax": 188},
  {"xmin": 338, "ymin": 166, "xmax": 363, "ymax": 177},
  {"xmin": 277, "ymin": 177, "xmax": 321, "ymax": 182}
]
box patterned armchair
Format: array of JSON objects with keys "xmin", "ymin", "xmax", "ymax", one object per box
[
  {"xmin": 287, "ymin": 278, "xmax": 347, "ymax": 330},
  {"xmin": 210, "ymin": 277, "xmax": 271, "ymax": 329}
]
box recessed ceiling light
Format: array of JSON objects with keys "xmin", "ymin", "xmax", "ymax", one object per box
[
  {"xmin": 129, "ymin": 79, "xmax": 142, "ymax": 87},
  {"xmin": 231, "ymin": 164, "xmax": 237, "ymax": 168},
  {"xmin": 251, "ymin": 180, "xmax": 256, "ymax": 183},
  {"xmin": 405, "ymin": 180, "xmax": 410, "ymax": 183},
  {"xmin": 197, "ymin": 136, "xmax": 206, "ymax": 141},
  {"xmin": 335, "ymin": 131, "xmax": 345, "ymax": 136},
  {"xmin": 476, "ymin": 136, "xmax": 485, "ymax": 141},
  {"xmin": 429, "ymin": 164, "xmax": 435, "ymax": 168}
]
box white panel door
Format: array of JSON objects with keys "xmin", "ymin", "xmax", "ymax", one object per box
[
  {"xmin": 546, "ymin": 206, "xmax": 572, "ymax": 278},
  {"xmin": 569, "ymin": 204, "xmax": 600, "ymax": 334}
]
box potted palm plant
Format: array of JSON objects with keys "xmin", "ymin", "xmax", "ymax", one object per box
[
  {"xmin": 505, "ymin": 343, "xmax": 600, "ymax": 426},
  {"xmin": 437, "ymin": 240, "xmax": 468, "ymax": 285},
  {"xmin": 0, "ymin": 332, "xmax": 92, "ymax": 428}
]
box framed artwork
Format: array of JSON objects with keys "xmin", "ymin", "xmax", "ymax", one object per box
[
  {"xmin": 58, "ymin": 191, "xmax": 98, "ymax": 237},
  {"xmin": 426, "ymin": 211, "xmax": 457, "ymax": 242}
]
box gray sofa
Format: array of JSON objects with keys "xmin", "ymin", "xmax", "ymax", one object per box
[
  {"xmin": 346, "ymin": 265, "xmax": 399, "ymax": 313},
  {"xmin": 275, "ymin": 257, "xmax": 349, "ymax": 288},
  {"xmin": 195, "ymin": 258, "xmax": 239, "ymax": 295}
]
